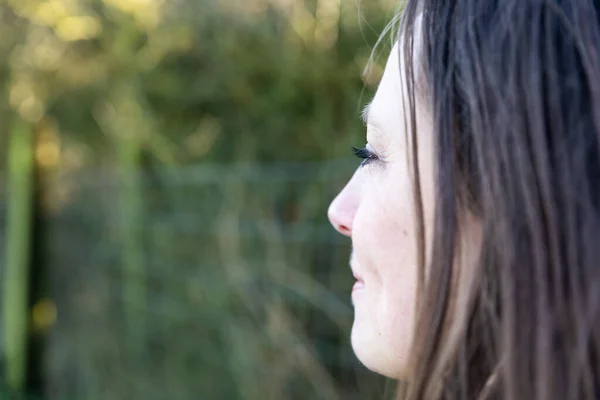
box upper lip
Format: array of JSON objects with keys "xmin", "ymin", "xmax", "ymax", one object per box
[
  {"xmin": 350, "ymin": 251, "xmax": 364, "ymax": 281},
  {"xmin": 350, "ymin": 261, "xmax": 364, "ymax": 282}
]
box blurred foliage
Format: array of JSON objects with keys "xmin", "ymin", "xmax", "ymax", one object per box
[{"xmin": 0, "ymin": 0, "xmax": 399, "ymax": 399}]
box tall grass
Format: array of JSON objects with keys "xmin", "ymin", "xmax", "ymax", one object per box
[{"xmin": 34, "ymin": 161, "xmax": 385, "ymax": 399}]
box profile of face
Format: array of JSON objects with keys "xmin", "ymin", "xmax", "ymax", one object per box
[{"xmin": 328, "ymin": 42, "xmax": 436, "ymax": 378}]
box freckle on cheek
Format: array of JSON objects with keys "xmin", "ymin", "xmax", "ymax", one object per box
[{"xmin": 403, "ymin": 229, "xmax": 408, "ymax": 236}]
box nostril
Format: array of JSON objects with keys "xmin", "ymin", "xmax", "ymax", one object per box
[
  {"xmin": 336, "ymin": 223, "xmax": 352, "ymax": 236},
  {"xmin": 328, "ymin": 185, "xmax": 356, "ymax": 238},
  {"xmin": 328, "ymin": 204, "xmax": 353, "ymax": 237}
]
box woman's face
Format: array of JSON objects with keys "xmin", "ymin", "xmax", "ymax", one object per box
[{"xmin": 328, "ymin": 42, "xmax": 435, "ymax": 378}]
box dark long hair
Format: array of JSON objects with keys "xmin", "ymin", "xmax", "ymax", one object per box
[{"xmin": 396, "ymin": 1, "xmax": 600, "ymax": 398}]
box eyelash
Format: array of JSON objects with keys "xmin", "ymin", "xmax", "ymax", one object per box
[{"xmin": 352, "ymin": 146, "xmax": 379, "ymax": 167}]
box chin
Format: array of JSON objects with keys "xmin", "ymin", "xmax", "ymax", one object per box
[{"xmin": 350, "ymin": 319, "xmax": 408, "ymax": 379}]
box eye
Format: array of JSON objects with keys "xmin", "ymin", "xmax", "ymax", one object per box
[{"xmin": 352, "ymin": 146, "xmax": 379, "ymax": 167}]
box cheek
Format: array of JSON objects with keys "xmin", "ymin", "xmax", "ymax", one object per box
[
  {"xmin": 354, "ymin": 170, "xmax": 419, "ymax": 310},
  {"xmin": 354, "ymin": 169, "xmax": 417, "ymax": 274},
  {"xmin": 350, "ymin": 169, "xmax": 420, "ymax": 377},
  {"xmin": 363, "ymin": 184, "xmax": 418, "ymax": 314}
]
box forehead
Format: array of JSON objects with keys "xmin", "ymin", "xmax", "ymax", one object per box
[
  {"xmin": 366, "ymin": 36, "xmax": 429, "ymax": 131},
  {"xmin": 367, "ymin": 43, "xmax": 404, "ymax": 126}
]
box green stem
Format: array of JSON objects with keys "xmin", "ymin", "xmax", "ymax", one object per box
[{"xmin": 3, "ymin": 118, "xmax": 35, "ymax": 391}]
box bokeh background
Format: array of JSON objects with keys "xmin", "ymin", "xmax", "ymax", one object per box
[{"xmin": 0, "ymin": 0, "xmax": 399, "ymax": 398}]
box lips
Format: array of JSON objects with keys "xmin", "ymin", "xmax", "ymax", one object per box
[
  {"xmin": 352, "ymin": 279, "xmax": 365, "ymax": 292},
  {"xmin": 350, "ymin": 251, "xmax": 365, "ymax": 293},
  {"xmin": 351, "ymin": 270, "xmax": 365, "ymax": 292}
]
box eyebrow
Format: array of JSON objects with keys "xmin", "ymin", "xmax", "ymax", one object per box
[
  {"xmin": 360, "ymin": 101, "xmax": 386, "ymax": 137},
  {"xmin": 360, "ymin": 102, "xmax": 372, "ymax": 126}
]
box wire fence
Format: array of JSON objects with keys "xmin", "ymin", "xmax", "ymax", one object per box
[
  {"xmin": 0, "ymin": 160, "xmax": 390, "ymax": 400},
  {"xmin": 0, "ymin": 0, "xmax": 399, "ymax": 396}
]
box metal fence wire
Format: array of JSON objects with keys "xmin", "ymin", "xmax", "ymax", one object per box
[{"xmin": 0, "ymin": 161, "xmax": 390, "ymax": 400}]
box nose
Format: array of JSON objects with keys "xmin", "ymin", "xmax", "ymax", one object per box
[{"xmin": 327, "ymin": 182, "xmax": 358, "ymax": 237}]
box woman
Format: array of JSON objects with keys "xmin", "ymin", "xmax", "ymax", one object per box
[{"xmin": 328, "ymin": 0, "xmax": 600, "ymax": 399}]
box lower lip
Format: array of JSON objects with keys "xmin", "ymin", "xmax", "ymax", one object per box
[{"xmin": 352, "ymin": 280, "xmax": 365, "ymax": 293}]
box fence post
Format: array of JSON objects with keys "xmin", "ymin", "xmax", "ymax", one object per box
[
  {"xmin": 2, "ymin": 118, "xmax": 35, "ymax": 391},
  {"xmin": 95, "ymin": 82, "xmax": 148, "ymax": 361},
  {"xmin": 118, "ymin": 125, "xmax": 146, "ymax": 358}
]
